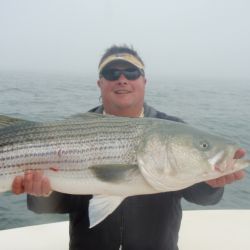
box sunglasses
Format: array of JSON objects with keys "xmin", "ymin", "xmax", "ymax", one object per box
[{"xmin": 100, "ymin": 68, "xmax": 144, "ymax": 81}]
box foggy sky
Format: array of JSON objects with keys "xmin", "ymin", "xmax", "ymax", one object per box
[{"xmin": 0, "ymin": 0, "xmax": 250, "ymax": 79}]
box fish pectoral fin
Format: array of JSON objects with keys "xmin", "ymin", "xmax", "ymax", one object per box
[
  {"xmin": 88, "ymin": 195, "xmax": 125, "ymax": 228},
  {"xmin": 91, "ymin": 164, "xmax": 139, "ymax": 183}
]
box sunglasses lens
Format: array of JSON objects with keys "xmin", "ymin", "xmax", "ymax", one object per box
[
  {"xmin": 101, "ymin": 68, "xmax": 142, "ymax": 81},
  {"xmin": 101, "ymin": 69, "xmax": 121, "ymax": 81},
  {"xmin": 123, "ymin": 68, "xmax": 141, "ymax": 80}
]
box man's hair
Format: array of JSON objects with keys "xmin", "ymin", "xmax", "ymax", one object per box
[{"xmin": 98, "ymin": 45, "xmax": 144, "ymax": 67}]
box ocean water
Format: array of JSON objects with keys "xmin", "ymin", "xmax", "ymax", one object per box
[{"xmin": 0, "ymin": 71, "xmax": 249, "ymax": 230}]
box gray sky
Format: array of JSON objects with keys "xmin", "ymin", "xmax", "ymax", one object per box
[{"xmin": 0, "ymin": 0, "xmax": 250, "ymax": 79}]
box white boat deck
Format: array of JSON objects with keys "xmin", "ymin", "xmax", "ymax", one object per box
[{"xmin": 0, "ymin": 210, "xmax": 249, "ymax": 250}]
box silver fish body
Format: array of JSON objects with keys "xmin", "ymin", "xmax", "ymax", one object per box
[
  {"xmin": 0, "ymin": 113, "xmax": 249, "ymax": 226},
  {"xmin": 0, "ymin": 113, "xmax": 249, "ymax": 193},
  {"xmin": 0, "ymin": 114, "xmax": 149, "ymax": 195}
]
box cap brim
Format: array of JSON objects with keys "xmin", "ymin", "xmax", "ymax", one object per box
[{"xmin": 98, "ymin": 53, "xmax": 144, "ymax": 73}]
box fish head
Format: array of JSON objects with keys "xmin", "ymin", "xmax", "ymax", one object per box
[{"xmin": 137, "ymin": 122, "xmax": 248, "ymax": 191}]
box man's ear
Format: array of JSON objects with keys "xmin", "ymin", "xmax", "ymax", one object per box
[{"xmin": 97, "ymin": 79, "xmax": 101, "ymax": 87}]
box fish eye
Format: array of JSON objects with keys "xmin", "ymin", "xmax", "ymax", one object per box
[{"xmin": 199, "ymin": 141, "xmax": 210, "ymax": 150}]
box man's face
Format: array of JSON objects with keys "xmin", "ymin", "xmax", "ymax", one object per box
[{"xmin": 97, "ymin": 61, "xmax": 146, "ymax": 114}]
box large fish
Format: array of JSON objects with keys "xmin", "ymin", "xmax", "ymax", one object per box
[{"xmin": 0, "ymin": 113, "xmax": 249, "ymax": 227}]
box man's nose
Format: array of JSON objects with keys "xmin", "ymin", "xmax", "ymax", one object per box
[{"xmin": 117, "ymin": 74, "xmax": 128, "ymax": 84}]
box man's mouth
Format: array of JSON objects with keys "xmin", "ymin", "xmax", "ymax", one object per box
[{"xmin": 114, "ymin": 90, "xmax": 131, "ymax": 94}]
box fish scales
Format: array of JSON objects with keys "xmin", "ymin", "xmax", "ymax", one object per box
[
  {"xmin": 0, "ymin": 133, "xmax": 136, "ymax": 154},
  {"xmin": 0, "ymin": 119, "xmax": 142, "ymax": 146},
  {"xmin": 0, "ymin": 116, "xmax": 139, "ymax": 136},
  {"xmin": 0, "ymin": 116, "xmax": 146, "ymax": 183},
  {"xmin": 0, "ymin": 136, "xmax": 138, "ymax": 169}
]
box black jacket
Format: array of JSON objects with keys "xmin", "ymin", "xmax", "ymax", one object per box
[{"xmin": 28, "ymin": 104, "xmax": 224, "ymax": 250}]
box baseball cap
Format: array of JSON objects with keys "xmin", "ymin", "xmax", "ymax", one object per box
[{"xmin": 98, "ymin": 53, "xmax": 144, "ymax": 74}]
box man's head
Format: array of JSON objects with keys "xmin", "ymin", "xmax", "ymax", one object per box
[
  {"xmin": 98, "ymin": 45, "xmax": 145, "ymax": 76},
  {"xmin": 97, "ymin": 45, "xmax": 147, "ymax": 117}
]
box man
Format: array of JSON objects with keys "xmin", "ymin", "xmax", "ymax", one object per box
[{"xmin": 12, "ymin": 45, "xmax": 245, "ymax": 250}]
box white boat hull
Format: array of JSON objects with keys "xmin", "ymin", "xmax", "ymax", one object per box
[{"xmin": 0, "ymin": 210, "xmax": 249, "ymax": 250}]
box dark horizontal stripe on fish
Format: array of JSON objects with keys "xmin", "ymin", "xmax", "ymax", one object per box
[
  {"xmin": 0, "ymin": 124, "xmax": 142, "ymax": 146},
  {"xmin": 0, "ymin": 122, "xmax": 138, "ymax": 139},
  {"xmin": 0, "ymin": 169, "xmax": 28, "ymax": 176},
  {"xmin": 0, "ymin": 150, "xmax": 57, "ymax": 161},
  {"xmin": 0, "ymin": 134, "xmax": 139, "ymax": 154},
  {"xmin": 0, "ymin": 117, "xmax": 130, "ymax": 133},
  {"xmin": 1, "ymin": 153, "xmax": 137, "ymax": 171},
  {"xmin": 0, "ymin": 133, "xmax": 139, "ymax": 150},
  {"xmin": 0, "ymin": 118, "xmax": 143, "ymax": 139},
  {"xmin": 0, "ymin": 142, "xmax": 135, "ymax": 161},
  {"xmin": 0, "ymin": 160, "xmax": 92, "ymax": 173}
]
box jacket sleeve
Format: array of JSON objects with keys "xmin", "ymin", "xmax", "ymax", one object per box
[
  {"xmin": 182, "ymin": 182, "xmax": 224, "ymax": 205},
  {"xmin": 27, "ymin": 192, "xmax": 92, "ymax": 214}
]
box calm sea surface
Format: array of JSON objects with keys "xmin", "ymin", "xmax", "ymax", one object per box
[{"xmin": 0, "ymin": 71, "xmax": 249, "ymax": 230}]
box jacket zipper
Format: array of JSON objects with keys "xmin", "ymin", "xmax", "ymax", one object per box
[{"xmin": 119, "ymin": 206, "xmax": 124, "ymax": 250}]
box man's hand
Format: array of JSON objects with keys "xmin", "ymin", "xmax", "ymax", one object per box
[
  {"xmin": 206, "ymin": 170, "xmax": 246, "ymax": 188},
  {"xmin": 12, "ymin": 170, "xmax": 52, "ymax": 197},
  {"xmin": 206, "ymin": 148, "xmax": 246, "ymax": 188}
]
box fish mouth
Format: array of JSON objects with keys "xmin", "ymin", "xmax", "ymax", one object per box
[{"xmin": 208, "ymin": 148, "xmax": 241, "ymax": 173}]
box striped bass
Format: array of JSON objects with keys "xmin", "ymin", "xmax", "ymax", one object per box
[{"xmin": 0, "ymin": 113, "xmax": 249, "ymax": 227}]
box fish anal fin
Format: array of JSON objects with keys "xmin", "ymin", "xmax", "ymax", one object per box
[{"xmin": 88, "ymin": 195, "xmax": 124, "ymax": 228}]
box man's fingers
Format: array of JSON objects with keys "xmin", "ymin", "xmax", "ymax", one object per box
[
  {"xmin": 32, "ymin": 170, "xmax": 44, "ymax": 196},
  {"xmin": 24, "ymin": 171, "xmax": 34, "ymax": 194},
  {"xmin": 12, "ymin": 176, "xmax": 25, "ymax": 194},
  {"xmin": 41, "ymin": 176, "xmax": 52, "ymax": 196},
  {"xmin": 12, "ymin": 170, "xmax": 52, "ymax": 196},
  {"xmin": 206, "ymin": 170, "xmax": 246, "ymax": 188},
  {"xmin": 234, "ymin": 148, "xmax": 246, "ymax": 159},
  {"xmin": 233, "ymin": 170, "xmax": 246, "ymax": 180},
  {"xmin": 224, "ymin": 174, "xmax": 235, "ymax": 184},
  {"xmin": 213, "ymin": 176, "xmax": 226, "ymax": 187}
]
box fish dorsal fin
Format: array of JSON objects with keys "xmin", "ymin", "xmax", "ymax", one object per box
[
  {"xmin": 88, "ymin": 195, "xmax": 124, "ymax": 228},
  {"xmin": 0, "ymin": 115, "xmax": 27, "ymax": 129}
]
